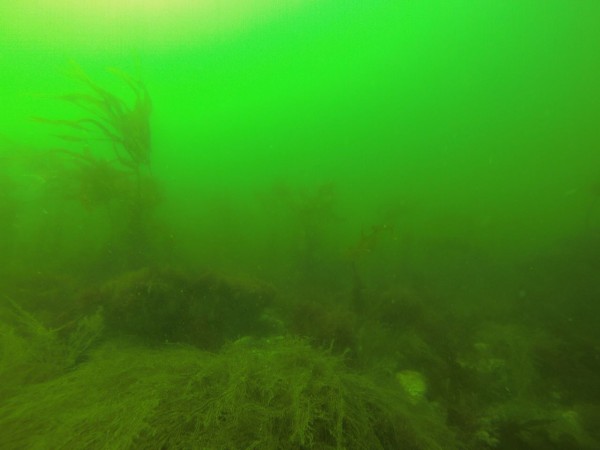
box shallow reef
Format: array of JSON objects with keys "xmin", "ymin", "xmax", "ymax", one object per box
[
  {"xmin": 0, "ymin": 335, "xmax": 459, "ymax": 450},
  {"xmin": 1, "ymin": 265, "xmax": 599, "ymax": 449}
]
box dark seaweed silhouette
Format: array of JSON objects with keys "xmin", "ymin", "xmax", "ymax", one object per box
[{"xmin": 34, "ymin": 64, "xmax": 152, "ymax": 171}]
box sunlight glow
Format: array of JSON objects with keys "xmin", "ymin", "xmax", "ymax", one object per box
[{"xmin": 3, "ymin": 0, "xmax": 309, "ymax": 48}]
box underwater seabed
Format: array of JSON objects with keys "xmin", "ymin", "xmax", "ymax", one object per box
[
  {"xmin": 1, "ymin": 68, "xmax": 599, "ymax": 449},
  {"xmin": 1, "ymin": 246, "xmax": 599, "ymax": 450}
]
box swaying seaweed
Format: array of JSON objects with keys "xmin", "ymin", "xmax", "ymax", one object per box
[
  {"xmin": 34, "ymin": 63, "xmax": 152, "ymax": 170},
  {"xmin": 0, "ymin": 337, "xmax": 459, "ymax": 450},
  {"xmin": 27, "ymin": 64, "xmax": 164, "ymax": 270}
]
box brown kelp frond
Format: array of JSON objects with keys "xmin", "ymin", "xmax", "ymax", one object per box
[
  {"xmin": 74, "ymin": 68, "xmax": 151, "ymax": 167},
  {"xmin": 37, "ymin": 63, "xmax": 153, "ymax": 169},
  {"xmin": 108, "ymin": 66, "xmax": 151, "ymax": 108},
  {"xmin": 346, "ymin": 221, "xmax": 396, "ymax": 263},
  {"xmin": 32, "ymin": 116, "xmax": 92, "ymax": 132},
  {"xmin": 55, "ymin": 148, "xmax": 134, "ymax": 207},
  {"xmin": 32, "ymin": 117, "xmax": 121, "ymax": 142}
]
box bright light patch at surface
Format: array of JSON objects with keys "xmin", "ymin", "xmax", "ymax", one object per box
[
  {"xmin": 1, "ymin": 0, "xmax": 308, "ymax": 48},
  {"xmin": 42, "ymin": 0, "xmax": 227, "ymax": 21}
]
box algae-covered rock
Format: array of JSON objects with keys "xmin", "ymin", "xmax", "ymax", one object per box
[{"xmin": 81, "ymin": 267, "xmax": 275, "ymax": 349}]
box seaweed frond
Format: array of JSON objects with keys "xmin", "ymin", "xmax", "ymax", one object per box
[{"xmin": 35, "ymin": 63, "xmax": 152, "ymax": 170}]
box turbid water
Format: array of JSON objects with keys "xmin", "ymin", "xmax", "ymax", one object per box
[{"xmin": 1, "ymin": 1, "xmax": 599, "ymax": 448}]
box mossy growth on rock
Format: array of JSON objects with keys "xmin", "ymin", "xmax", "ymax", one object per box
[
  {"xmin": 0, "ymin": 295, "xmax": 104, "ymax": 397},
  {"xmin": 0, "ymin": 336, "xmax": 459, "ymax": 450},
  {"xmin": 80, "ymin": 267, "xmax": 276, "ymax": 349}
]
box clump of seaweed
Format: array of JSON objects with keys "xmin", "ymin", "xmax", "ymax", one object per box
[
  {"xmin": 34, "ymin": 63, "xmax": 152, "ymax": 170},
  {"xmin": 0, "ymin": 295, "xmax": 104, "ymax": 398},
  {"xmin": 45, "ymin": 148, "xmax": 134, "ymax": 209},
  {"xmin": 0, "ymin": 337, "xmax": 459, "ymax": 449},
  {"xmin": 30, "ymin": 64, "xmax": 163, "ymax": 271}
]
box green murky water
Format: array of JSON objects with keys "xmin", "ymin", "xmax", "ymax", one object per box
[{"xmin": 1, "ymin": 1, "xmax": 599, "ymax": 448}]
